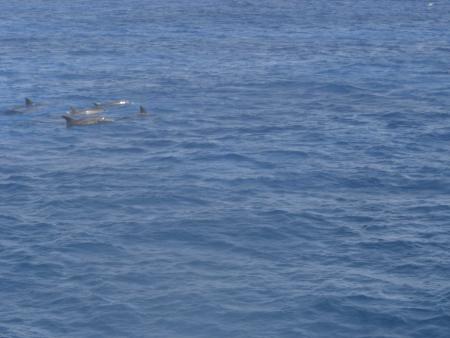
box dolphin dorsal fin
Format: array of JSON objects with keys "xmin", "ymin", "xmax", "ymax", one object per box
[
  {"xmin": 62, "ymin": 115, "xmax": 74, "ymax": 127},
  {"xmin": 25, "ymin": 98, "xmax": 33, "ymax": 106},
  {"xmin": 139, "ymin": 106, "xmax": 147, "ymax": 114},
  {"xmin": 70, "ymin": 107, "xmax": 78, "ymax": 114},
  {"xmin": 93, "ymin": 102, "xmax": 101, "ymax": 107}
]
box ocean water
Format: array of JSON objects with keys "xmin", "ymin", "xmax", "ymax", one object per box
[{"xmin": 1, "ymin": 0, "xmax": 450, "ymax": 337}]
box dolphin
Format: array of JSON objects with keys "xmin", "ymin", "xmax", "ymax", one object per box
[
  {"xmin": 62, "ymin": 115, "xmax": 113, "ymax": 127},
  {"xmin": 3, "ymin": 98, "xmax": 37, "ymax": 114},
  {"xmin": 93, "ymin": 99, "xmax": 130, "ymax": 108},
  {"xmin": 69, "ymin": 106, "xmax": 104, "ymax": 115},
  {"xmin": 138, "ymin": 105, "xmax": 148, "ymax": 116}
]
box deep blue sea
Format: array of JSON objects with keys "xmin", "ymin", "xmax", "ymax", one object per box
[{"xmin": 1, "ymin": 1, "xmax": 450, "ymax": 337}]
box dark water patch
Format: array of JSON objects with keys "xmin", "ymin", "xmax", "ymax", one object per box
[
  {"xmin": 191, "ymin": 152, "xmax": 274, "ymax": 169},
  {"xmin": 332, "ymin": 116, "xmax": 369, "ymax": 126},
  {"xmin": 57, "ymin": 242, "xmax": 125, "ymax": 260},
  {"xmin": 92, "ymin": 146, "xmax": 147, "ymax": 154},
  {"xmin": 142, "ymin": 155, "xmax": 184, "ymax": 164},
  {"xmin": 259, "ymin": 149, "xmax": 309, "ymax": 160},
  {"xmin": 419, "ymin": 130, "xmax": 450, "ymax": 142},
  {"xmin": 358, "ymin": 239, "xmax": 422, "ymax": 253},
  {"xmin": 406, "ymin": 204, "xmax": 450, "ymax": 214},
  {"xmin": 0, "ymin": 214, "xmax": 21, "ymax": 223},
  {"xmin": 179, "ymin": 141, "xmax": 219, "ymax": 149},
  {"xmin": 311, "ymin": 82, "xmax": 370, "ymax": 96},
  {"xmin": 0, "ymin": 182, "xmax": 34, "ymax": 193}
]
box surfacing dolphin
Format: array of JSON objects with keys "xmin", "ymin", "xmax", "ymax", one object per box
[
  {"xmin": 4, "ymin": 98, "xmax": 37, "ymax": 114},
  {"xmin": 25, "ymin": 98, "xmax": 33, "ymax": 107},
  {"xmin": 138, "ymin": 106, "xmax": 148, "ymax": 116},
  {"xmin": 93, "ymin": 99, "xmax": 130, "ymax": 108},
  {"xmin": 69, "ymin": 106, "xmax": 104, "ymax": 115},
  {"xmin": 62, "ymin": 115, "xmax": 113, "ymax": 127}
]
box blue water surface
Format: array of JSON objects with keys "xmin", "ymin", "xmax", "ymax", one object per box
[{"xmin": 1, "ymin": 1, "xmax": 450, "ymax": 337}]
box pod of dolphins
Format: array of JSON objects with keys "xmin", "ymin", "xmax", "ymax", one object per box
[{"xmin": 3, "ymin": 98, "xmax": 149, "ymax": 128}]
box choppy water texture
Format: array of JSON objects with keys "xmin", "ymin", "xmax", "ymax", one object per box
[{"xmin": 1, "ymin": 1, "xmax": 450, "ymax": 337}]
